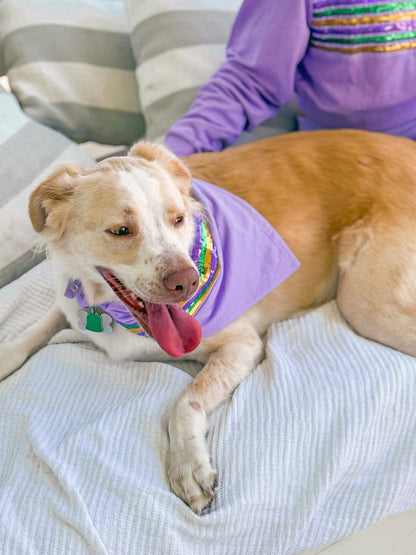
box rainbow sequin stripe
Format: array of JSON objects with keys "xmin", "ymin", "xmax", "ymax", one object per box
[
  {"xmin": 182, "ymin": 213, "xmax": 220, "ymax": 315},
  {"xmin": 123, "ymin": 213, "xmax": 220, "ymax": 335},
  {"xmin": 310, "ymin": 0, "xmax": 416, "ymax": 53}
]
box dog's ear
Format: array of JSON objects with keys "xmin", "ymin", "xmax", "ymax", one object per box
[
  {"xmin": 129, "ymin": 141, "xmax": 192, "ymax": 195},
  {"xmin": 29, "ymin": 163, "xmax": 82, "ymax": 238},
  {"xmin": 129, "ymin": 141, "xmax": 158, "ymax": 162}
]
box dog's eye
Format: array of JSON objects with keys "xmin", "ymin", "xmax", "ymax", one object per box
[
  {"xmin": 110, "ymin": 226, "xmax": 130, "ymax": 236},
  {"xmin": 175, "ymin": 215, "xmax": 184, "ymax": 227}
]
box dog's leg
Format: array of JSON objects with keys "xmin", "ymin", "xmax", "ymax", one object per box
[
  {"xmin": 0, "ymin": 304, "xmax": 67, "ymax": 381},
  {"xmin": 167, "ymin": 320, "xmax": 264, "ymax": 514},
  {"xmin": 336, "ymin": 219, "xmax": 416, "ymax": 355}
]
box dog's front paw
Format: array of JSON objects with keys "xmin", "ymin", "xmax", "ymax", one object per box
[
  {"xmin": 167, "ymin": 398, "xmax": 217, "ymax": 514},
  {"xmin": 167, "ymin": 446, "xmax": 217, "ymax": 515}
]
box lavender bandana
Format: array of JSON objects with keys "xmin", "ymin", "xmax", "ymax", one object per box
[{"xmin": 65, "ymin": 179, "xmax": 300, "ymax": 338}]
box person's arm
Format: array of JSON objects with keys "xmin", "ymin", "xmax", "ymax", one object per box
[{"xmin": 165, "ymin": 0, "xmax": 311, "ymax": 156}]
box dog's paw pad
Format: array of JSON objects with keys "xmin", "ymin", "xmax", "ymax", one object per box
[{"xmin": 168, "ymin": 458, "xmax": 217, "ymax": 515}]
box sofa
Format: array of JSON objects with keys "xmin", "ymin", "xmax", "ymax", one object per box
[{"xmin": 0, "ymin": 1, "xmax": 415, "ymax": 554}]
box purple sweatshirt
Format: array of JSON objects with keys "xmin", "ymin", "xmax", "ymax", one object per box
[{"xmin": 165, "ymin": 0, "xmax": 416, "ymax": 156}]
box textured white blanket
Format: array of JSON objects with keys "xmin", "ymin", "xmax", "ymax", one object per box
[{"xmin": 0, "ymin": 261, "xmax": 416, "ymax": 554}]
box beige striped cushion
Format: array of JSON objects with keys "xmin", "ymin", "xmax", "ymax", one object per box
[
  {"xmin": 126, "ymin": 0, "xmax": 298, "ymax": 145},
  {"xmin": 0, "ymin": 0, "xmax": 145, "ymax": 145},
  {"xmin": 0, "ymin": 87, "xmax": 95, "ymax": 288}
]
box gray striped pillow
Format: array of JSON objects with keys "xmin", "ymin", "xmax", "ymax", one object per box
[
  {"xmin": 126, "ymin": 0, "xmax": 298, "ymax": 145},
  {"xmin": 0, "ymin": 87, "xmax": 95, "ymax": 288},
  {"xmin": 0, "ymin": 0, "xmax": 145, "ymax": 146}
]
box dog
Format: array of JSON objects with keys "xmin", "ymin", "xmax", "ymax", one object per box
[{"xmin": 1, "ymin": 129, "xmax": 416, "ymax": 514}]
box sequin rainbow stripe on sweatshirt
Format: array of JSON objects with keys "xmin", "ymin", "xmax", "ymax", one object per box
[{"xmin": 310, "ymin": 0, "xmax": 416, "ymax": 53}]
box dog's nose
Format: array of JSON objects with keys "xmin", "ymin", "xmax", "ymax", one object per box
[{"xmin": 164, "ymin": 267, "xmax": 199, "ymax": 298}]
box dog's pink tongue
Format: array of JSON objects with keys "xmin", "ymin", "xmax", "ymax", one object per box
[{"xmin": 145, "ymin": 302, "xmax": 202, "ymax": 358}]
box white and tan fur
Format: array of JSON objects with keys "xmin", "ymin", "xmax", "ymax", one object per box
[{"xmin": 1, "ymin": 129, "xmax": 416, "ymax": 513}]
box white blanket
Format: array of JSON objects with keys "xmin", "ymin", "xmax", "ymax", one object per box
[{"xmin": 1, "ymin": 261, "xmax": 416, "ymax": 554}]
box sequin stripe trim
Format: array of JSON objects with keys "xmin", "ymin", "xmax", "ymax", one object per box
[
  {"xmin": 199, "ymin": 220, "xmax": 213, "ymax": 284},
  {"xmin": 315, "ymin": 0, "xmax": 398, "ymax": 7},
  {"xmin": 198, "ymin": 217, "xmax": 209, "ymax": 279},
  {"xmin": 310, "ymin": 1, "xmax": 416, "ymax": 49},
  {"xmin": 123, "ymin": 322, "xmax": 146, "ymax": 335},
  {"xmin": 181, "ymin": 218, "xmax": 220, "ymax": 316},
  {"xmin": 311, "ymin": 20, "xmax": 416, "ymax": 36},
  {"xmin": 182, "ymin": 261, "xmax": 221, "ymax": 316},
  {"xmin": 313, "ymin": 1, "xmax": 416, "ymax": 17},
  {"xmin": 310, "ymin": 38, "xmax": 416, "ymax": 50},
  {"xmin": 311, "ymin": 10, "xmax": 416, "ymax": 25},
  {"xmin": 312, "ymin": 28, "xmax": 416, "ymax": 42}
]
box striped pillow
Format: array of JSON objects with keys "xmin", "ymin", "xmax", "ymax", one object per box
[
  {"xmin": 126, "ymin": 0, "xmax": 298, "ymax": 144},
  {"xmin": 0, "ymin": 87, "xmax": 95, "ymax": 288},
  {"xmin": 0, "ymin": 0, "xmax": 145, "ymax": 146}
]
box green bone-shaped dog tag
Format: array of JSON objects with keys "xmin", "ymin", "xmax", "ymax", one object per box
[
  {"xmin": 86, "ymin": 311, "xmax": 103, "ymax": 332},
  {"xmin": 78, "ymin": 308, "xmax": 113, "ymax": 334}
]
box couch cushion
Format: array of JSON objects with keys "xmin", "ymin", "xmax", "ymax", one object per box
[
  {"xmin": 0, "ymin": 87, "xmax": 95, "ymax": 288},
  {"xmin": 0, "ymin": 0, "xmax": 145, "ymax": 145},
  {"xmin": 126, "ymin": 0, "xmax": 298, "ymax": 144}
]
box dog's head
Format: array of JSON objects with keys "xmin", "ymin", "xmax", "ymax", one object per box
[{"xmin": 29, "ymin": 142, "xmax": 203, "ymax": 357}]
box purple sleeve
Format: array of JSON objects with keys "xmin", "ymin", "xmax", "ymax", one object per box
[{"xmin": 165, "ymin": 0, "xmax": 311, "ymax": 156}]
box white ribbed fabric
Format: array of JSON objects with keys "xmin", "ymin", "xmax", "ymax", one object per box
[{"xmin": 0, "ymin": 261, "xmax": 415, "ymax": 554}]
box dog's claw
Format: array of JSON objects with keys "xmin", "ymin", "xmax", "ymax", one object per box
[
  {"xmin": 168, "ymin": 455, "xmax": 217, "ymax": 514},
  {"xmin": 202, "ymin": 474, "xmax": 218, "ymax": 498}
]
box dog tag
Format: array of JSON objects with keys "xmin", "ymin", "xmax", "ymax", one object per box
[
  {"xmin": 86, "ymin": 311, "xmax": 103, "ymax": 332},
  {"xmin": 78, "ymin": 308, "xmax": 113, "ymax": 334}
]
